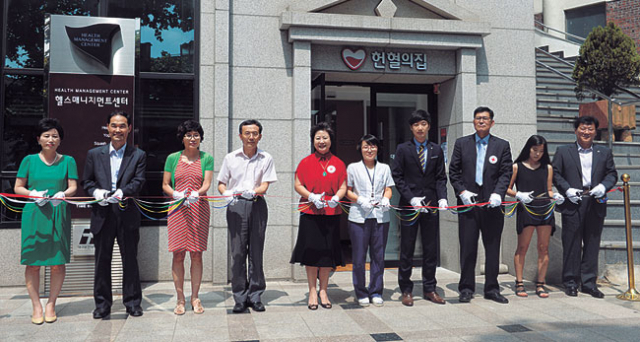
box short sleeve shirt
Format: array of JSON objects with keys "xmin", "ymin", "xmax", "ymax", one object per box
[
  {"xmin": 217, "ymin": 148, "xmax": 277, "ymax": 191},
  {"xmin": 296, "ymin": 153, "xmax": 347, "ymax": 215},
  {"xmin": 347, "ymin": 161, "xmax": 395, "ymax": 223}
]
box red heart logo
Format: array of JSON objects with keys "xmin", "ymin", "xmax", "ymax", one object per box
[{"xmin": 342, "ymin": 48, "xmax": 366, "ymax": 70}]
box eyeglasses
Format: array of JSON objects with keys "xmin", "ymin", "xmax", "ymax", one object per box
[
  {"xmin": 362, "ymin": 146, "xmax": 378, "ymax": 151},
  {"xmin": 474, "ymin": 116, "xmax": 492, "ymax": 122},
  {"xmin": 185, "ymin": 134, "xmax": 201, "ymax": 140}
]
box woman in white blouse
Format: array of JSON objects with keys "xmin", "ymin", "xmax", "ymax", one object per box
[{"xmin": 345, "ymin": 134, "xmax": 395, "ymax": 307}]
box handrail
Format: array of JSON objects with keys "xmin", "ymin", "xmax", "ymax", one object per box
[
  {"xmin": 536, "ymin": 47, "xmax": 640, "ymax": 103},
  {"xmin": 535, "ymin": 60, "xmax": 623, "ymax": 105},
  {"xmin": 535, "ymin": 20, "xmax": 586, "ymax": 42}
]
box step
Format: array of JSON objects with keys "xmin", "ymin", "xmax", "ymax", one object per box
[
  {"xmin": 599, "ymin": 243, "xmax": 640, "ymax": 265},
  {"xmin": 537, "ymin": 118, "xmax": 576, "ymax": 131},
  {"xmin": 547, "ymin": 140, "xmax": 640, "ymax": 154},
  {"xmin": 536, "ymin": 77, "xmax": 576, "ymax": 85},
  {"xmin": 601, "ymin": 221, "xmax": 640, "ymax": 244},
  {"xmin": 599, "ymin": 200, "xmax": 640, "ymax": 219},
  {"xmin": 536, "ymin": 98, "xmax": 584, "ymax": 107}
]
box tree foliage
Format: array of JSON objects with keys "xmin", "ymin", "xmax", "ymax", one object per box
[{"xmin": 573, "ymin": 22, "xmax": 640, "ymax": 99}]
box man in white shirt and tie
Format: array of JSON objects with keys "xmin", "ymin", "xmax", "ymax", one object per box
[{"xmin": 552, "ymin": 116, "xmax": 617, "ymax": 298}]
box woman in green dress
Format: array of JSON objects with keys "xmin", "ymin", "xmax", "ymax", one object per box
[{"xmin": 14, "ymin": 118, "xmax": 78, "ymax": 325}]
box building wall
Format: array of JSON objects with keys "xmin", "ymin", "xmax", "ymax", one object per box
[
  {"xmin": 607, "ymin": 0, "xmax": 640, "ymax": 53},
  {"xmin": 541, "ymin": 0, "xmax": 607, "ymax": 34}
]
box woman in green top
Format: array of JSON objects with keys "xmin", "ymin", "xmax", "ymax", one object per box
[{"xmin": 14, "ymin": 118, "xmax": 78, "ymax": 325}]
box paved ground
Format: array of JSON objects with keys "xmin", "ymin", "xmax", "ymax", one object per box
[{"xmin": 2, "ymin": 268, "xmax": 640, "ymax": 341}]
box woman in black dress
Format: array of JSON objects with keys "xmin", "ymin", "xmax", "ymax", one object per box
[{"xmin": 506, "ymin": 135, "xmax": 564, "ymax": 298}]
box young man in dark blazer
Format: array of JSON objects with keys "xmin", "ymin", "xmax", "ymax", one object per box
[
  {"xmin": 82, "ymin": 111, "xmax": 146, "ymax": 319},
  {"xmin": 392, "ymin": 109, "xmax": 448, "ymax": 306},
  {"xmin": 552, "ymin": 115, "xmax": 617, "ymax": 298},
  {"xmin": 449, "ymin": 106, "xmax": 512, "ymax": 304}
]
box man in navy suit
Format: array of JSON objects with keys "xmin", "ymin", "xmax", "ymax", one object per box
[
  {"xmin": 82, "ymin": 111, "xmax": 146, "ymax": 318},
  {"xmin": 392, "ymin": 109, "xmax": 448, "ymax": 306},
  {"xmin": 552, "ymin": 115, "xmax": 617, "ymax": 298},
  {"xmin": 449, "ymin": 106, "xmax": 512, "ymax": 304}
]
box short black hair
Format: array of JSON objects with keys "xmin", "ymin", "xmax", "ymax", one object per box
[
  {"xmin": 177, "ymin": 120, "xmax": 204, "ymax": 142},
  {"xmin": 356, "ymin": 134, "xmax": 380, "ymax": 152},
  {"xmin": 107, "ymin": 110, "xmax": 130, "ymax": 125},
  {"xmin": 574, "ymin": 115, "xmax": 599, "ymax": 129},
  {"xmin": 239, "ymin": 119, "xmax": 263, "ymax": 134},
  {"xmin": 36, "ymin": 118, "xmax": 65, "ymax": 140},
  {"xmin": 473, "ymin": 106, "xmax": 494, "ymax": 120},
  {"xmin": 409, "ymin": 109, "xmax": 431, "ymax": 126},
  {"xmin": 311, "ymin": 122, "xmax": 335, "ymax": 143}
]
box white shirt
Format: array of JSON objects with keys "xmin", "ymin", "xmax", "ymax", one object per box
[
  {"xmin": 217, "ymin": 148, "xmax": 277, "ymax": 191},
  {"xmin": 346, "ymin": 161, "xmax": 395, "ymax": 223},
  {"xmin": 109, "ymin": 143, "xmax": 126, "ymax": 191},
  {"xmin": 577, "ymin": 142, "xmax": 593, "ymax": 188}
]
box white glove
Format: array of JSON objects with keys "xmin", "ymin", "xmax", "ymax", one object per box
[
  {"xmin": 438, "ymin": 199, "xmax": 448, "ymax": 210},
  {"xmin": 566, "ymin": 188, "xmax": 582, "ymax": 204},
  {"xmin": 460, "ymin": 191, "xmax": 477, "ymax": 206},
  {"xmin": 92, "ymin": 189, "xmax": 110, "ymax": 206},
  {"xmin": 553, "ymin": 193, "xmax": 565, "ymax": 205},
  {"xmin": 50, "ymin": 191, "xmax": 65, "ymax": 207},
  {"xmin": 223, "ymin": 190, "xmax": 237, "ymax": 206},
  {"xmin": 241, "ymin": 189, "xmax": 256, "ymax": 200},
  {"xmin": 589, "ymin": 184, "xmax": 606, "ymax": 199},
  {"xmin": 106, "ymin": 189, "xmax": 123, "ymax": 204},
  {"xmin": 488, "ymin": 193, "xmax": 502, "ymax": 208},
  {"xmin": 30, "ymin": 189, "xmax": 49, "ymax": 206},
  {"xmin": 327, "ymin": 195, "xmax": 340, "ymax": 208},
  {"xmin": 187, "ymin": 190, "xmax": 199, "ymax": 204},
  {"xmin": 357, "ymin": 196, "xmax": 373, "ymax": 211},
  {"xmin": 379, "ymin": 197, "xmax": 390, "ymax": 213},
  {"xmin": 172, "ymin": 190, "xmax": 185, "ymax": 201},
  {"xmin": 515, "ymin": 191, "xmax": 534, "ymax": 204},
  {"xmin": 409, "ymin": 197, "xmax": 427, "ymax": 213},
  {"xmin": 308, "ymin": 192, "xmax": 325, "ymax": 209}
]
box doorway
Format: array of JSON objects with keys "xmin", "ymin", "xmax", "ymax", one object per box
[{"xmin": 311, "ymin": 74, "xmax": 440, "ymax": 268}]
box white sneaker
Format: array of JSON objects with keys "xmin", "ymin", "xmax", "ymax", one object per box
[
  {"xmin": 371, "ymin": 296, "xmax": 384, "ymax": 307},
  {"xmin": 358, "ymin": 298, "xmax": 370, "ymax": 306}
]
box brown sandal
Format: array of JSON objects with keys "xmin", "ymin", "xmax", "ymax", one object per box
[
  {"xmin": 515, "ymin": 281, "xmax": 528, "ymax": 297},
  {"xmin": 174, "ymin": 300, "xmax": 186, "ymax": 315},
  {"xmin": 191, "ymin": 298, "xmax": 205, "ymax": 314}
]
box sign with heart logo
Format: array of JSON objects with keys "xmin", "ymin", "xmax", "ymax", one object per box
[{"xmin": 342, "ymin": 48, "xmax": 366, "ymax": 70}]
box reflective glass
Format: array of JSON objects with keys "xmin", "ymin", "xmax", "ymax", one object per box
[
  {"xmin": 108, "ymin": 0, "xmax": 195, "ymax": 73},
  {"xmin": 2, "ymin": 75, "xmax": 45, "ymax": 172},
  {"xmin": 136, "ymin": 78, "xmax": 195, "ymax": 175},
  {"xmin": 4, "ymin": 0, "xmax": 98, "ymax": 68}
]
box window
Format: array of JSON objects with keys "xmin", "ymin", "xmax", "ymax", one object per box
[
  {"xmin": 0, "ymin": 0, "xmax": 198, "ymax": 227},
  {"xmin": 565, "ymin": 3, "xmax": 606, "ymax": 43}
]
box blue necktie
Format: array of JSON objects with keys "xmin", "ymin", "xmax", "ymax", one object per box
[
  {"xmin": 418, "ymin": 145, "xmax": 426, "ymax": 171},
  {"xmin": 476, "ymin": 140, "xmax": 486, "ymax": 186}
]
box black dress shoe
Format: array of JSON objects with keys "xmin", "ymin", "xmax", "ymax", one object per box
[
  {"xmin": 93, "ymin": 309, "xmax": 110, "ymax": 319},
  {"xmin": 581, "ymin": 287, "xmax": 605, "ymax": 298},
  {"xmin": 249, "ymin": 302, "xmax": 266, "ymax": 312},
  {"xmin": 126, "ymin": 306, "xmax": 143, "ymax": 317},
  {"xmin": 565, "ymin": 287, "xmax": 578, "ymax": 297},
  {"xmin": 484, "ymin": 292, "xmax": 509, "ymax": 304},
  {"xmin": 232, "ymin": 302, "xmax": 248, "ymax": 313},
  {"xmin": 459, "ymin": 292, "xmax": 473, "ymax": 303}
]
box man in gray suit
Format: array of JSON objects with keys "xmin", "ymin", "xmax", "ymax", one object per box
[
  {"xmin": 553, "ymin": 115, "xmax": 617, "ymax": 298},
  {"xmin": 83, "ymin": 111, "xmax": 146, "ymax": 318}
]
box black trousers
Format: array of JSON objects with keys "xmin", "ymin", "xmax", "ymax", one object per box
[
  {"xmin": 398, "ymin": 211, "xmax": 439, "ymax": 294},
  {"xmin": 561, "ymin": 198, "xmax": 604, "ymax": 290},
  {"xmin": 458, "ymin": 207, "xmax": 504, "ymax": 295},
  {"xmin": 226, "ymin": 197, "xmax": 268, "ymax": 305},
  {"xmin": 93, "ymin": 205, "xmax": 142, "ymax": 312}
]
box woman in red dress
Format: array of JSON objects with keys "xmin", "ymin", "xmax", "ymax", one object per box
[
  {"xmin": 291, "ymin": 122, "xmax": 347, "ymax": 310},
  {"xmin": 162, "ymin": 120, "xmax": 214, "ymax": 315}
]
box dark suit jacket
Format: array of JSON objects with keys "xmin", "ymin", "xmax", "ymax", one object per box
[
  {"xmin": 449, "ymin": 134, "xmax": 513, "ymax": 204},
  {"xmin": 82, "ymin": 144, "xmax": 147, "ymax": 235},
  {"xmin": 552, "ymin": 142, "xmax": 617, "ymax": 217},
  {"xmin": 391, "ymin": 140, "xmax": 447, "ymax": 206}
]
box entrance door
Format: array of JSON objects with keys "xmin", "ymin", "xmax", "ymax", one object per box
[{"xmin": 310, "ymin": 76, "xmax": 439, "ymax": 267}]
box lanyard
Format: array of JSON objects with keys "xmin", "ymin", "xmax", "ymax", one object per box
[{"xmin": 363, "ymin": 161, "xmax": 376, "ymax": 198}]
